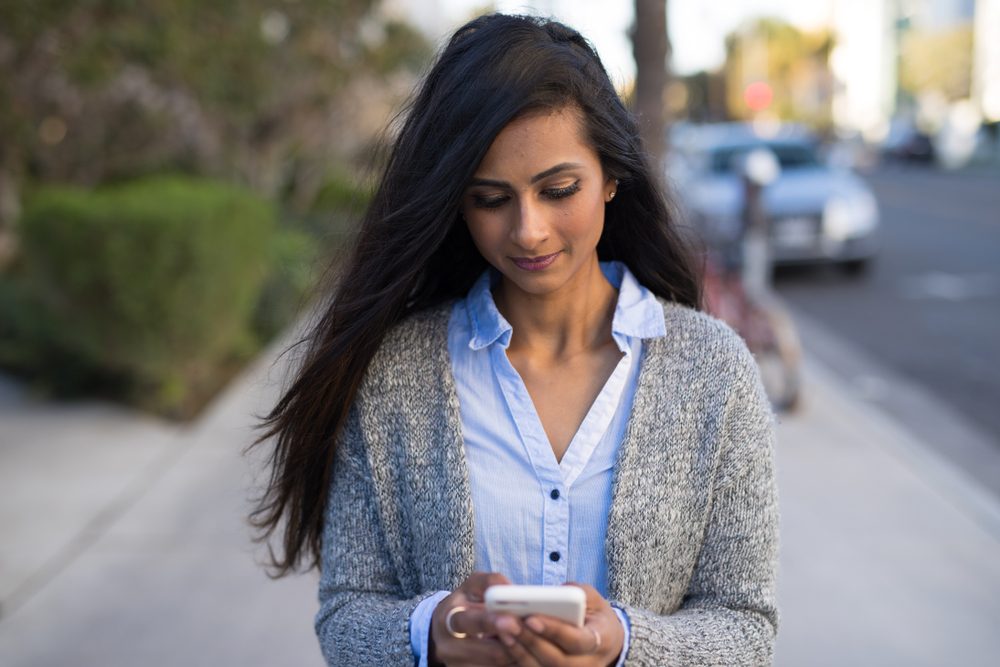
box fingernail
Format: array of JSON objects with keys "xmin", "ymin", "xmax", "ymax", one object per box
[
  {"xmin": 496, "ymin": 616, "xmax": 519, "ymax": 636},
  {"xmin": 501, "ymin": 633, "xmax": 515, "ymax": 646},
  {"xmin": 526, "ymin": 617, "xmax": 544, "ymax": 633}
]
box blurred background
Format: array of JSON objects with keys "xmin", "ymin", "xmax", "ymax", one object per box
[{"xmin": 1, "ymin": 1, "xmax": 998, "ymax": 666}]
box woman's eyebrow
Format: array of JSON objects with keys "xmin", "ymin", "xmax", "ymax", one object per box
[
  {"xmin": 468, "ymin": 162, "xmax": 584, "ymax": 188},
  {"xmin": 530, "ymin": 162, "xmax": 583, "ymax": 183}
]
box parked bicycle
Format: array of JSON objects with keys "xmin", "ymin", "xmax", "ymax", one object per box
[{"xmin": 700, "ymin": 148, "xmax": 803, "ymax": 412}]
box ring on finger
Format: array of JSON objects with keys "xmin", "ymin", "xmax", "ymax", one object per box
[{"xmin": 445, "ymin": 605, "xmax": 468, "ymax": 639}]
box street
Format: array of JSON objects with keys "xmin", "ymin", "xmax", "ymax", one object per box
[{"xmin": 774, "ymin": 163, "xmax": 1000, "ymax": 493}]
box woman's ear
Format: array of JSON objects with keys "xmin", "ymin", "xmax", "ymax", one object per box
[{"xmin": 604, "ymin": 178, "xmax": 619, "ymax": 203}]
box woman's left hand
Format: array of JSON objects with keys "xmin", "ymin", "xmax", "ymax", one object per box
[{"xmin": 494, "ymin": 583, "xmax": 625, "ymax": 667}]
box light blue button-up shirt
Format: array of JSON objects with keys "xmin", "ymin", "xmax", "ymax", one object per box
[{"xmin": 409, "ymin": 261, "xmax": 667, "ymax": 665}]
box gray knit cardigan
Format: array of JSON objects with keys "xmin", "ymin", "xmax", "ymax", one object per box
[{"xmin": 315, "ymin": 300, "xmax": 779, "ymax": 666}]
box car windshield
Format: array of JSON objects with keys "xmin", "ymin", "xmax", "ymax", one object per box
[{"xmin": 708, "ymin": 142, "xmax": 818, "ymax": 173}]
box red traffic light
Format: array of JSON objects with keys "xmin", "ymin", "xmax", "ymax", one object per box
[{"xmin": 744, "ymin": 81, "xmax": 773, "ymax": 111}]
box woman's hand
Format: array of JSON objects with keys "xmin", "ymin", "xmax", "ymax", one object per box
[
  {"xmin": 493, "ymin": 584, "xmax": 625, "ymax": 667},
  {"xmin": 430, "ymin": 571, "xmax": 517, "ymax": 666}
]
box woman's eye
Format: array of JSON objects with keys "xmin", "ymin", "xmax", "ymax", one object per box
[
  {"xmin": 472, "ymin": 195, "xmax": 509, "ymax": 209},
  {"xmin": 543, "ymin": 182, "xmax": 581, "ymax": 200}
]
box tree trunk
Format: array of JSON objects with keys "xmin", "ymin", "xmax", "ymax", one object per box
[{"xmin": 632, "ymin": 0, "xmax": 670, "ymax": 173}]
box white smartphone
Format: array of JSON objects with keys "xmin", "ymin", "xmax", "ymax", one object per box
[{"xmin": 484, "ymin": 585, "xmax": 586, "ymax": 627}]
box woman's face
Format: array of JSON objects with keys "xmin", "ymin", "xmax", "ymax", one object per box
[{"xmin": 462, "ymin": 106, "xmax": 616, "ymax": 301}]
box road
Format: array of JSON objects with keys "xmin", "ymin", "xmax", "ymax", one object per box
[{"xmin": 774, "ymin": 163, "xmax": 1000, "ymax": 491}]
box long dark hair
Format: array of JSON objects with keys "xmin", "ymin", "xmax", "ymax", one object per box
[{"xmin": 251, "ymin": 13, "xmax": 701, "ymax": 575}]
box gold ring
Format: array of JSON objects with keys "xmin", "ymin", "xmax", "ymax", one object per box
[{"xmin": 445, "ymin": 605, "xmax": 468, "ymax": 639}]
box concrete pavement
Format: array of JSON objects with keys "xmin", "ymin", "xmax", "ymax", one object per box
[
  {"xmin": 2, "ymin": 318, "xmax": 999, "ymax": 666},
  {"xmin": 773, "ymin": 357, "xmax": 1000, "ymax": 666},
  {"xmin": 0, "ymin": 338, "xmax": 325, "ymax": 666}
]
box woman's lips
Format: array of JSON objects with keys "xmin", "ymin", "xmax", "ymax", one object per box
[{"xmin": 511, "ymin": 251, "xmax": 560, "ymax": 271}]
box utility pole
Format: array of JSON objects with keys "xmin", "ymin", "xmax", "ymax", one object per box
[{"xmin": 632, "ymin": 0, "xmax": 670, "ymax": 174}]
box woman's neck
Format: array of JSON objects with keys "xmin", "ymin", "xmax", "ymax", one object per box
[{"xmin": 494, "ymin": 259, "xmax": 618, "ymax": 362}]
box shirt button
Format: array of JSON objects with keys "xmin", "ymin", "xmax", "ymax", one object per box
[
  {"xmin": 550, "ymin": 489, "xmax": 560, "ymax": 500},
  {"xmin": 549, "ymin": 551, "xmax": 561, "ymax": 562}
]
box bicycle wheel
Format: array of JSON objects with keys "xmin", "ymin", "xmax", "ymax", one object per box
[{"xmin": 755, "ymin": 345, "xmax": 800, "ymax": 412}]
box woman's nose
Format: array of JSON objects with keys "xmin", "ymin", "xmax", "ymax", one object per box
[{"xmin": 510, "ymin": 198, "xmax": 549, "ymax": 250}]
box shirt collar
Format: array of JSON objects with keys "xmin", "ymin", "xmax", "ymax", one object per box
[
  {"xmin": 467, "ymin": 270, "xmax": 512, "ymax": 350},
  {"xmin": 603, "ymin": 261, "xmax": 668, "ymax": 342},
  {"xmin": 465, "ymin": 261, "xmax": 667, "ymax": 351}
]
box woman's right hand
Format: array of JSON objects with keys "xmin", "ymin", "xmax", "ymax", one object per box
[{"xmin": 430, "ymin": 572, "xmax": 516, "ymax": 667}]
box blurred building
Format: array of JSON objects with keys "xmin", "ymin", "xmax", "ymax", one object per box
[
  {"xmin": 722, "ymin": 19, "xmax": 836, "ymax": 128},
  {"xmin": 824, "ymin": 0, "xmax": 984, "ymax": 137},
  {"xmin": 973, "ymin": 0, "xmax": 1000, "ymax": 123},
  {"xmin": 828, "ymin": 0, "xmax": 897, "ymax": 139}
]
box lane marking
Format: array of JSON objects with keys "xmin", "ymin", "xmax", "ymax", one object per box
[{"xmin": 900, "ymin": 271, "xmax": 1000, "ymax": 301}]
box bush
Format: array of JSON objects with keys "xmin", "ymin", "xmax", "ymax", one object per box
[
  {"xmin": 310, "ymin": 171, "xmax": 371, "ymax": 217},
  {"xmin": 251, "ymin": 227, "xmax": 321, "ymax": 344},
  {"xmin": 2, "ymin": 176, "xmax": 276, "ymax": 417},
  {"xmin": 300, "ymin": 171, "xmax": 369, "ymax": 260}
]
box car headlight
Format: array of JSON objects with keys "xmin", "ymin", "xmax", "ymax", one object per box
[{"xmin": 823, "ymin": 192, "xmax": 878, "ymax": 242}]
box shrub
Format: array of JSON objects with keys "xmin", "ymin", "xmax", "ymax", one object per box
[
  {"xmin": 4, "ymin": 176, "xmax": 276, "ymax": 417},
  {"xmin": 251, "ymin": 227, "xmax": 321, "ymax": 344},
  {"xmin": 310, "ymin": 171, "xmax": 371, "ymax": 217}
]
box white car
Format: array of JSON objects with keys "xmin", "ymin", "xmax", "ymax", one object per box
[{"xmin": 669, "ymin": 122, "xmax": 880, "ymax": 274}]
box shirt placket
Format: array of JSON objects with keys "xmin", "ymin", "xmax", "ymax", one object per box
[
  {"xmin": 490, "ymin": 344, "xmax": 570, "ymax": 586},
  {"xmin": 558, "ymin": 343, "xmax": 633, "ymax": 489}
]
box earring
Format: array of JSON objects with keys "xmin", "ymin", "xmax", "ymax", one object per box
[{"xmin": 607, "ymin": 191, "xmax": 616, "ymax": 202}]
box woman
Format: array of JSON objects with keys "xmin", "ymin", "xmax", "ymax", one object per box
[{"xmin": 252, "ymin": 13, "xmax": 779, "ymax": 667}]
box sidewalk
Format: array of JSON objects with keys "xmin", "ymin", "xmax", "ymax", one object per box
[
  {"xmin": 772, "ymin": 358, "xmax": 1000, "ymax": 666},
  {"xmin": 0, "ymin": 338, "xmax": 325, "ymax": 666},
  {"xmin": 2, "ymin": 323, "xmax": 1000, "ymax": 666}
]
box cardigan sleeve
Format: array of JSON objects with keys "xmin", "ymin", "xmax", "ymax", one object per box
[
  {"xmin": 314, "ymin": 402, "xmax": 434, "ymax": 666},
  {"xmin": 617, "ymin": 344, "xmax": 780, "ymax": 666}
]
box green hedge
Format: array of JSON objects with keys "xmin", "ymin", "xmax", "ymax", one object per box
[
  {"xmin": 251, "ymin": 227, "xmax": 320, "ymax": 344},
  {"xmin": 2, "ymin": 176, "xmax": 277, "ymax": 416}
]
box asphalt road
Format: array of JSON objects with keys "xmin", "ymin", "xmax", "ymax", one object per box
[{"xmin": 774, "ymin": 163, "xmax": 1000, "ymax": 467}]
